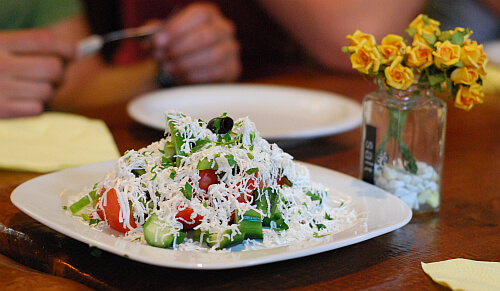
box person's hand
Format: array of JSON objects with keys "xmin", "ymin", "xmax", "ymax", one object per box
[
  {"xmin": 0, "ymin": 30, "xmax": 74, "ymax": 118},
  {"xmin": 151, "ymin": 3, "xmax": 241, "ymax": 84}
]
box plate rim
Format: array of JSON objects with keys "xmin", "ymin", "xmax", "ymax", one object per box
[
  {"xmin": 126, "ymin": 83, "xmax": 362, "ymax": 140},
  {"xmin": 10, "ymin": 160, "xmax": 412, "ymax": 270},
  {"xmin": 484, "ymin": 40, "xmax": 500, "ymax": 66}
]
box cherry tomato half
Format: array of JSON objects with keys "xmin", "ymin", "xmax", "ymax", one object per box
[
  {"xmin": 198, "ymin": 169, "xmax": 219, "ymax": 192},
  {"xmin": 236, "ymin": 172, "xmax": 258, "ymax": 203},
  {"xmin": 96, "ymin": 188, "xmax": 137, "ymax": 233},
  {"xmin": 175, "ymin": 207, "xmax": 203, "ymax": 229},
  {"xmin": 278, "ymin": 175, "xmax": 292, "ymax": 187}
]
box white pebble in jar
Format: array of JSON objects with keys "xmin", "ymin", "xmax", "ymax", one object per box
[{"xmin": 375, "ymin": 161, "xmax": 439, "ymax": 211}]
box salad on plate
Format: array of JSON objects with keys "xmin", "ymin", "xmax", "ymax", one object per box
[{"xmin": 66, "ymin": 110, "xmax": 357, "ymax": 251}]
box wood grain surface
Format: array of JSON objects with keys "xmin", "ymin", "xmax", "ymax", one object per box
[{"xmin": 1, "ymin": 69, "xmax": 498, "ymax": 290}]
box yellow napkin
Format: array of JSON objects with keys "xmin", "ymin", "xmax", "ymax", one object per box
[
  {"xmin": 0, "ymin": 112, "xmax": 120, "ymax": 173},
  {"xmin": 422, "ymin": 259, "xmax": 500, "ymax": 291}
]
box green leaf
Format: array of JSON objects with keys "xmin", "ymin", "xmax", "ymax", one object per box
[
  {"xmin": 245, "ymin": 168, "xmax": 259, "ymax": 175},
  {"xmin": 306, "ymin": 191, "xmax": 322, "ymax": 202},
  {"xmin": 169, "ymin": 169, "xmax": 176, "ymax": 179},
  {"xmin": 450, "ymin": 28, "xmax": 470, "ymax": 45},
  {"xmin": 181, "ymin": 182, "xmax": 193, "ymax": 200},
  {"xmin": 197, "ymin": 157, "xmax": 215, "ymax": 170},
  {"xmin": 438, "ymin": 31, "xmax": 452, "ymax": 42},
  {"xmin": 427, "ymin": 71, "xmax": 446, "ymax": 87},
  {"xmin": 454, "ymin": 61, "xmax": 465, "ymax": 68},
  {"xmin": 422, "ymin": 15, "xmax": 430, "ymax": 25},
  {"xmin": 132, "ymin": 168, "xmax": 146, "ymax": 177},
  {"xmin": 191, "ymin": 138, "xmax": 210, "ymax": 153},
  {"xmin": 89, "ymin": 218, "xmax": 101, "ymax": 225},
  {"xmin": 422, "ymin": 33, "xmax": 436, "ymax": 46},
  {"xmin": 406, "ymin": 27, "xmax": 417, "ymax": 37},
  {"xmin": 316, "ymin": 223, "xmax": 326, "ymax": 230},
  {"xmin": 224, "ymin": 154, "xmax": 237, "ymax": 167}
]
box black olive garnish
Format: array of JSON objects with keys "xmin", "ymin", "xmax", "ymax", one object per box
[{"xmin": 207, "ymin": 114, "xmax": 233, "ymax": 134}]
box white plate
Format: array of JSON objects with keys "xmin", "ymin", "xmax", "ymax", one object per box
[
  {"xmin": 127, "ymin": 84, "xmax": 362, "ymax": 140},
  {"xmin": 11, "ymin": 160, "xmax": 411, "ymax": 270},
  {"xmin": 484, "ymin": 41, "xmax": 500, "ymax": 66}
]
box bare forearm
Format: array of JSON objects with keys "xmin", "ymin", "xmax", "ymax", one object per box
[
  {"xmin": 257, "ymin": 0, "xmax": 425, "ymax": 71},
  {"xmin": 478, "ymin": 0, "xmax": 500, "ymax": 16}
]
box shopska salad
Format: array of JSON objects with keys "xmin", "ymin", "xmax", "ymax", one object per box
[{"xmin": 66, "ymin": 110, "xmax": 357, "ymax": 251}]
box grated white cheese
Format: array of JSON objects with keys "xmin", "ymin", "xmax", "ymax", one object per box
[{"xmin": 68, "ymin": 110, "xmax": 358, "ymax": 251}]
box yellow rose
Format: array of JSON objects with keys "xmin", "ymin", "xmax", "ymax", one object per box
[
  {"xmin": 378, "ymin": 34, "xmax": 406, "ymax": 65},
  {"xmin": 455, "ymin": 83, "xmax": 484, "ymax": 111},
  {"xmin": 408, "ymin": 14, "xmax": 441, "ymax": 34},
  {"xmin": 384, "ymin": 56, "xmax": 414, "ymax": 90},
  {"xmin": 411, "ymin": 33, "xmax": 428, "ymax": 46},
  {"xmin": 433, "ymin": 41, "xmax": 461, "ymax": 69},
  {"xmin": 450, "ymin": 67, "xmax": 479, "ymax": 85},
  {"xmin": 349, "ymin": 42, "xmax": 381, "ymax": 74},
  {"xmin": 346, "ymin": 30, "xmax": 376, "ymax": 46},
  {"xmin": 407, "ymin": 14, "xmax": 440, "ymax": 45},
  {"xmin": 460, "ymin": 41, "xmax": 488, "ymax": 77},
  {"xmin": 405, "ymin": 41, "xmax": 433, "ymax": 70}
]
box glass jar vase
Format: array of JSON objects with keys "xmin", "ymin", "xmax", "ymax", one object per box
[{"xmin": 359, "ymin": 80, "xmax": 447, "ymax": 213}]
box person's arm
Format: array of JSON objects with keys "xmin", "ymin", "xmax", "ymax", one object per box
[
  {"xmin": 257, "ymin": 0, "xmax": 425, "ymax": 71},
  {"xmin": 479, "ymin": 0, "xmax": 500, "ymax": 16},
  {"xmin": 51, "ymin": 3, "xmax": 242, "ymax": 111},
  {"xmin": 151, "ymin": 2, "xmax": 241, "ymax": 84},
  {"xmin": 48, "ymin": 15, "xmax": 158, "ymax": 111},
  {"xmin": 0, "ymin": 29, "xmax": 74, "ymax": 118}
]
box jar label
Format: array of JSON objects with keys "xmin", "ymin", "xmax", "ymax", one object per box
[{"xmin": 362, "ymin": 124, "xmax": 376, "ymax": 184}]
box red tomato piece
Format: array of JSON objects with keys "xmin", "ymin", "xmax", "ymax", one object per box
[
  {"xmin": 236, "ymin": 172, "xmax": 258, "ymax": 203},
  {"xmin": 96, "ymin": 188, "xmax": 137, "ymax": 234},
  {"xmin": 198, "ymin": 169, "xmax": 219, "ymax": 192},
  {"xmin": 175, "ymin": 207, "xmax": 203, "ymax": 229},
  {"xmin": 278, "ymin": 175, "xmax": 292, "ymax": 187}
]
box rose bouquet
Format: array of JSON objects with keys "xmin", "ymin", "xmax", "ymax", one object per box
[
  {"xmin": 342, "ymin": 14, "xmax": 487, "ymax": 111},
  {"xmin": 344, "ymin": 15, "xmax": 488, "ymax": 211}
]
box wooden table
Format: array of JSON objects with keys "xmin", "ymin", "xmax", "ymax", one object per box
[{"xmin": 1, "ymin": 69, "xmax": 499, "ymax": 290}]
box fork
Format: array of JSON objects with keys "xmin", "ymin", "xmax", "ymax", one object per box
[{"xmin": 76, "ymin": 22, "xmax": 165, "ymax": 59}]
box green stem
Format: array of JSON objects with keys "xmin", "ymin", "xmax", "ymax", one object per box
[{"xmin": 376, "ymin": 106, "xmax": 418, "ymax": 174}]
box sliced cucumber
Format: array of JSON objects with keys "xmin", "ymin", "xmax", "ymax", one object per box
[
  {"xmin": 235, "ymin": 209, "xmax": 263, "ymax": 239},
  {"xmin": 69, "ymin": 188, "xmax": 99, "ymax": 214},
  {"xmin": 163, "ymin": 141, "xmax": 176, "ymax": 158},
  {"xmin": 193, "ymin": 229, "xmax": 210, "ymax": 243},
  {"xmin": 254, "ymin": 188, "xmax": 288, "ymax": 230},
  {"xmin": 206, "ymin": 229, "xmax": 245, "ymax": 250},
  {"xmin": 175, "ymin": 231, "xmax": 187, "ymax": 245},
  {"xmin": 143, "ymin": 213, "xmax": 180, "ymax": 248}
]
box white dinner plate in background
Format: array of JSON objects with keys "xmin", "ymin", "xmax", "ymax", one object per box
[
  {"xmin": 127, "ymin": 84, "xmax": 362, "ymax": 140},
  {"xmin": 484, "ymin": 41, "xmax": 500, "ymax": 66}
]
